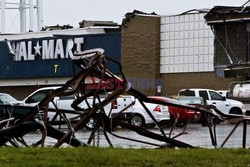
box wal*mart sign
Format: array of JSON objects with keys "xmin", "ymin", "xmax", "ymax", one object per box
[
  {"xmin": 0, "ymin": 33, "xmax": 121, "ymax": 79},
  {"xmin": 8, "ymin": 38, "xmax": 84, "ymax": 61}
]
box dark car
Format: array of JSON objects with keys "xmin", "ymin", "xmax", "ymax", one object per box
[
  {"xmin": 0, "ymin": 93, "xmax": 28, "ymax": 122},
  {"xmin": 0, "ymin": 93, "xmax": 20, "ymax": 105}
]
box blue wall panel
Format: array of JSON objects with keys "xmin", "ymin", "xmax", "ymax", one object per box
[{"xmin": 0, "ymin": 32, "xmax": 121, "ymax": 79}]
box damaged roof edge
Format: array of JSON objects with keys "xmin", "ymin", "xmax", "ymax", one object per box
[
  {"xmin": 205, "ymin": 5, "xmax": 250, "ymax": 24},
  {"xmin": 206, "ymin": 17, "xmax": 250, "ymax": 24},
  {"xmin": 161, "ymin": 8, "xmax": 210, "ymax": 17},
  {"xmin": 134, "ymin": 13, "xmax": 160, "ymax": 18},
  {"xmin": 122, "ymin": 10, "xmax": 159, "ymax": 26},
  {"xmin": 0, "ymin": 26, "xmax": 120, "ymax": 41},
  {"xmin": 179, "ymin": 8, "xmax": 210, "ymax": 15}
]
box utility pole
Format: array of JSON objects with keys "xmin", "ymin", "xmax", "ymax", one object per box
[
  {"xmin": 0, "ymin": 0, "xmax": 43, "ymax": 33},
  {"xmin": 36, "ymin": 0, "xmax": 43, "ymax": 31},
  {"xmin": 1, "ymin": 0, "xmax": 6, "ymax": 33}
]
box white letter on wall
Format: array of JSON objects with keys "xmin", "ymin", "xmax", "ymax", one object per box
[
  {"xmin": 27, "ymin": 41, "xmax": 35, "ymax": 60},
  {"xmin": 74, "ymin": 37, "xmax": 84, "ymax": 53},
  {"xmin": 42, "ymin": 40, "xmax": 55, "ymax": 59},
  {"xmin": 18, "ymin": 42, "xmax": 28, "ymax": 61},
  {"xmin": 65, "ymin": 39, "xmax": 74, "ymax": 58},
  {"xmin": 54, "ymin": 39, "xmax": 65, "ymax": 59}
]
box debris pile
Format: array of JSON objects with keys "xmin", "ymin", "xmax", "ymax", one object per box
[{"xmin": 0, "ymin": 48, "xmax": 249, "ymax": 148}]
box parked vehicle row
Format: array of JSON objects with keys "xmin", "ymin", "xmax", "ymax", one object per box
[
  {"xmin": 19, "ymin": 87, "xmax": 208, "ymax": 127},
  {"xmin": 18, "ymin": 87, "xmax": 171, "ymax": 128},
  {"xmin": 1, "ymin": 87, "xmax": 245, "ymax": 129}
]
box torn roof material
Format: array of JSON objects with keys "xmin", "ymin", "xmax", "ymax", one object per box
[
  {"xmin": 0, "ymin": 26, "xmax": 119, "ymax": 41},
  {"xmin": 205, "ymin": 6, "xmax": 250, "ymax": 24},
  {"xmin": 122, "ymin": 10, "xmax": 159, "ymax": 26}
]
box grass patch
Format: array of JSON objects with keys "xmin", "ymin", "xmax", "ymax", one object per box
[{"xmin": 0, "ymin": 147, "xmax": 250, "ymax": 166}]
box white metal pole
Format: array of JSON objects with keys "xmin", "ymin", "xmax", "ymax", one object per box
[
  {"xmin": 36, "ymin": 0, "xmax": 43, "ymax": 31},
  {"xmin": 20, "ymin": 0, "xmax": 26, "ymax": 32},
  {"xmin": 29, "ymin": 0, "xmax": 34, "ymax": 31},
  {"xmin": 1, "ymin": 0, "xmax": 6, "ymax": 33}
]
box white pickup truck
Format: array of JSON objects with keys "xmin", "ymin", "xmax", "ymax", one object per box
[
  {"xmin": 178, "ymin": 88, "xmax": 246, "ymax": 115},
  {"xmin": 22, "ymin": 87, "xmax": 170, "ymax": 128}
]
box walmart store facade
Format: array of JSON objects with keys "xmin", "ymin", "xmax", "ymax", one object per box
[{"xmin": 0, "ymin": 28, "xmax": 121, "ymax": 99}]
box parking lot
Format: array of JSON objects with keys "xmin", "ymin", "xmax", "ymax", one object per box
[{"xmin": 22, "ymin": 123, "xmax": 250, "ymax": 149}]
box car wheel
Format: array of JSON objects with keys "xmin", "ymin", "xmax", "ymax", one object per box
[
  {"xmin": 129, "ymin": 115, "xmax": 145, "ymax": 127},
  {"xmin": 229, "ymin": 108, "xmax": 243, "ymax": 115},
  {"xmin": 158, "ymin": 120, "xmax": 172, "ymax": 128},
  {"xmin": 85, "ymin": 117, "xmax": 96, "ymax": 129},
  {"xmin": 176, "ymin": 121, "xmax": 188, "ymax": 128}
]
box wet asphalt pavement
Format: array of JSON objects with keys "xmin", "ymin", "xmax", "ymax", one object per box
[{"xmin": 21, "ymin": 123, "xmax": 250, "ymax": 148}]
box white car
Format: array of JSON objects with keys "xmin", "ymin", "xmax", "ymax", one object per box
[
  {"xmin": 21, "ymin": 86, "xmax": 80, "ymax": 121},
  {"xmin": 22, "ymin": 86, "xmax": 75, "ymax": 109},
  {"xmin": 22, "ymin": 87, "xmax": 170, "ymax": 127},
  {"xmin": 126, "ymin": 96, "xmax": 170, "ymax": 127}
]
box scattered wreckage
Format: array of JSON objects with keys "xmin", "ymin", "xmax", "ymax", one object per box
[{"xmin": 0, "ymin": 48, "xmax": 250, "ymax": 148}]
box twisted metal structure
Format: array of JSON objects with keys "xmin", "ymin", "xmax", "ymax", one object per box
[{"xmin": 0, "ymin": 48, "xmax": 249, "ymax": 148}]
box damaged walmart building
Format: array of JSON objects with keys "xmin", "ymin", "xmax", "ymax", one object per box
[
  {"xmin": 0, "ymin": 6, "xmax": 250, "ymax": 99},
  {"xmin": 122, "ymin": 7, "xmax": 247, "ymax": 96}
]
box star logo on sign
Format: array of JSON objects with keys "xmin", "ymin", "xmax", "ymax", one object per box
[{"xmin": 34, "ymin": 42, "xmax": 42, "ymax": 56}]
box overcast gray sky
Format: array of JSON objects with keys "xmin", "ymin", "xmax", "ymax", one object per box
[
  {"xmin": 42, "ymin": 0, "xmax": 248, "ymax": 27},
  {"xmin": 2, "ymin": 0, "xmax": 249, "ymax": 32}
]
